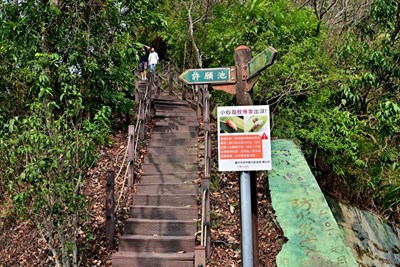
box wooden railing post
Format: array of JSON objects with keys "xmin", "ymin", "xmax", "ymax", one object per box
[
  {"xmin": 146, "ymin": 95, "xmax": 152, "ymax": 123},
  {"xmin": 182, "ymin": 83, "xmax": 187, "ymax": 100},
  {"xmin": 155, "ymin": 75, "xmax": 161, "ymax": 96},
  {"xmin": 105, "ymin": 171, "xmax": 115, "ymax": 248},
  {"xmin": 203, "ymin": 88, "xmax": 210, "ymax": 123},
  {"xmin": 135, "ymin": 81, "xmax": 139, "ymax": 104},
  {"xmin": 168, "ymin": 69, "xmax": 173, "ymax": 95},
  {"xmin": 139, "ymin": 89, "xmax": 146, "ymax": 141},
  {"xmin": 128, "ymin": 125, "xmax": 135, "ymax": 187},
  {"xmin": 203, "ymin": 87, "xmax": 211, "ymax": 257},
  {"xmin": 197, "ymin": 86, "xmax": 203, "ymax": 119}
]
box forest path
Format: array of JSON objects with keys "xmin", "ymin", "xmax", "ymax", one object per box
[{"xmin": 112, "ymin": 94, "xmax": 199, "ymax": 267}]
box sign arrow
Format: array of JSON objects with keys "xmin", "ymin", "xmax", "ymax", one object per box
[
  {"xmin": 247, "ymin": 46, "xmax": 277, "ymax": 79},
  {"xmin": 179, "ymin": 67, "xmax": 236, "ymax": 85}
]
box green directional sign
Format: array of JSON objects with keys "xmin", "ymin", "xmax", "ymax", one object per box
[
  {"xmin": 179, "ymin": 67, "xmax": 235, "ymax": 85},
  {"xmin": 247, "ymin": 46, "xmax": 277, "ymax": 79}
]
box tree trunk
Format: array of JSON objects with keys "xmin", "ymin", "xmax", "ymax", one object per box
[{"xmin": 187, "ymin": 0, "xmax": 202, "ymax": 68}]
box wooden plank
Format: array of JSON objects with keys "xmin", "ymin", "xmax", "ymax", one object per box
[
  {"xmin": 112, "ymin": 252, "xmax": 194, "ymax": 267},
  {"xmin": 144, "ymin": 154, "xmax": 197, "ymax": 164},
  {"xmin": 150, "ymin": 132, "xmax": 198, "ymax": 139},
  {"xmin": 147, "ymin": 138, "xmax": 197, "ymax": 147},
  {"xmin": 134, "ymin": 194, "xmax": 197, "ymax": 207},
  {"xmin": 140, "ymin": 174, "xmax": 197, "ymax": 184},
  {"xmin": 153, "ymin": 121, "xmax": 199, "ymax": 127},
  {"xmin": 141, "ymin": 163, "xmax": 198, "ymax": 174},
  {"xmin": 124, "ymin": 219, "xmax": 196, "ymax": 236},
  {"xmin": 119, "ymin": 235, "xmax": 195, "ymax": 253},
  {"xmin": 135, "ymin": 183, "xmax": 198, "ymax": 195},
  {"xmin": 129, "ymin": 206, "xmax": 197, "ymax": 220},
  {"xmin": 152, "ymin": 125, "xmax": 198, "ymax": 133}
]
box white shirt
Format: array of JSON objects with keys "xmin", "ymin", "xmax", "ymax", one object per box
[{"xmin": 148, "ymin": 52, "xmax": 159, "ymax": 65}]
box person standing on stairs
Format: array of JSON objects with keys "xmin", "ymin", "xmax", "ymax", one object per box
[
  {"xmin": 148, "ymin": 47, "xmax": 159, "ymax": 74},
  {"xmin": 139, "ymin": 45, "xmax": 150, "ymax": 80}
]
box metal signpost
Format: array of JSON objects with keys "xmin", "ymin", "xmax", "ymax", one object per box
[{"xmin": 180, "ymin": 45, "xmax": 277, "ymax": 267}]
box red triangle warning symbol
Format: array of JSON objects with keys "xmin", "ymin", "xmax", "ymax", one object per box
[{"xmin": 261, "ymin": 133, "xmax": 268, "ymax": 140}]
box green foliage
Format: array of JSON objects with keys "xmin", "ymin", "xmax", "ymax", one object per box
[
  {"xmin": 181, "ymin": 0, "xmax": 400, "ymax": 220},
  {"xmin": 273, "ymin": 89, "xmax": 362, "ymax": 173},
  {"xmin": 0, "ymin": 0, "xmax": 163, "ymax": 265},
  {"xmin": 0, "ymin": 0, "xmax": 166, "ymax": 123},
  {"xmin": 0, "ymin": 1, "xmax": 399, "ymax": 263},
  {"xmin": 330, "ymin": 1, "xmax": 400, "ymax": 219},
  {"xmin": 1, "ymin": 94, "xmax": 110, "ymax": 265},
  {"xmin": 371, "ymin": 0, "xmax": 398, "ymax": 31},
  {"xmin": 376, "ymin": 100, "xmax": 400, "ymax": 137}
]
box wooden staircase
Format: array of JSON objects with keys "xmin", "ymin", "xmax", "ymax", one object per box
[{"xmin": 112, "ymin": 95, "xmax": 199, "ymax": 267}]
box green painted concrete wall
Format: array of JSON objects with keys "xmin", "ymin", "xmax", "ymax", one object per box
[
  {"xmin": 269, "ymin": 140, "xmax": 358, "ymax": 267},
  {"xmin": 326, "ymin": 196, "xmax": 400, "ymax": 266}
]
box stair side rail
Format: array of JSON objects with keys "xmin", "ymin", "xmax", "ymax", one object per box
[{"xmin": 195, "ymin": 85, "xmax": 211, "ymax": 267}]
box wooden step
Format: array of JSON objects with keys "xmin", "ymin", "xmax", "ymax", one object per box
[
  {"xmin": 154, "ymin": 105, "xmax": 193, "ymax": 111},
  {"xmin": 140, "ymin": 174, "xmax": 197, "ymax": 184},
  {"xmin": 156, "ymin": 110, "xmax": 197, "ymax": 115},
  {"xmin": 152, "ymin": 125, "xmax": 198, "ymax": 133},
  {"xmin": 136, "ymin": 183, "xmax": 198, "ymax": 195},
  {"xmin": 153, "ymin": 95, "xmax": 186, "ymax": 100},
  {"xmin": 112, "ymin": 251, "xmax": 194, "ymax": 267},
  {"xmin": 147, "ymin": 138, "xmax": 197, "ymax": 147},
  {"xmin": 155, "ymin": 118, "xmax": 199, "ymax": 125},
  {"xmin": 155, "ymin": 110, "xmax": 196, "ymax": 116},
  {"xmin": 140, "ymin": 171, "xmax": 197, "ymax": 178},
  {"xmin": 119, "ymin": 235, "xmax": 195, "ymax": 253},
  {"xmin": 141, "ymin": 163, "xmax": 198, "ymax": 174},
  {"xmin": 146, "ymin": 146, "xmax": 198, "ymax": 154},
  {"xmin": 144, "ymin": 154, "xmax": 198, "ymax": 164},
  {"xmin": 150, "ymin": 131, "xmax": 197, "ymax": 139},
  {"xmin": 129, "ymin": 206, "xmax": 197, "ymax": 220},
  {"xmin": 153, "ymin": 98, "xmax": 189, "ymax": 105},
  {"xmin": 134, "ymin": 194, "xmax": 197, "ymax": 207},
  {"xmin": 155, "ymin": 117, "xmax": 198, "ymax": 124},
  {"xmin": 124, "ymin": 218, "xmax": 196, "ymax": 236},
  {"xmin": 153, "ymin": 97, "xmax": 182, "ymax": 101},
  {"xmin": 153, "ymin": 100, "xmax": 191, "ymax": 105},
  {"xmin": 154, "ymin": 114, "xmax": 197, "ymax": 121},
  {"xmin": 154, "ymin": 113, "xmax": 197, "ymax": 120},
  {"xmin": 154, "ymin": 121, "xmax": 199, "ymax": 127}
]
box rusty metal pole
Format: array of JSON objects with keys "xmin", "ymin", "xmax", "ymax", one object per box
[
  {"xmin": 105, "ymin": 171, "xmax": 115, "ymax": 248},
  {"xmin": 235, "ymin": 45, "xmax": 259, "ymax": 267},
  {"xmin": 250, "ymin": 171, "xmax": 259, "ymax": 266},
  {"xmin": 235, "ymin": 46, "xmax": 253, "ymax": 106}
]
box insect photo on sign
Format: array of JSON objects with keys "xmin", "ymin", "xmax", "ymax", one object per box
[
  {"xmin": 244, "ymin": 115, "xmax": 268, "ymax": 133},
  {"xmin": 219, "ymin": 116, "xmax": 244, "ymax": 133}
]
